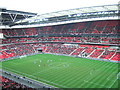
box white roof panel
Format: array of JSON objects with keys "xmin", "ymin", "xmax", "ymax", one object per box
[
  {"xmin": 105, "ymin": 5, "xmax": 118, "ymax": 10},
  {"xmin": 71, "ymin": 9, "xmax": 84, "ymax": 14},
  {"xmin": 37, "ymin": 4, "xmax": 119, "ymax": 18},
  {"xmin": 16, "ymin": 4, "xmax": 119, "ymax": 24},
  {"xmin": 80, "ymin": 7, "xmax": 96, "ymax": 13},
  {"xmin": 57, "ymin": 11, "xmax": 68, "ymax": 15},
  {"xmin": 93, "ymin": 6, "xmax": 107, "ymax": 11}
]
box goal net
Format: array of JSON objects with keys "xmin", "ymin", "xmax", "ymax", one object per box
[
  {"xmin": 117, "ymin": 72, "xmax": 120, "ymax": 80},
  {"xmin": 19, "ymin": 55, "xmax": 27, "ymax": 59}
]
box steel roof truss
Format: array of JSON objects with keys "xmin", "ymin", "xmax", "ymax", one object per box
[{"xmin": 9, "ymin": 13, "xmax": 17, "ymax": 22}]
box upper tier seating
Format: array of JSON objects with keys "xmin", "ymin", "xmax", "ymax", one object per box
[{"xmin": 2, "ymin": 20, "xmax": 119, "ymax": 37}]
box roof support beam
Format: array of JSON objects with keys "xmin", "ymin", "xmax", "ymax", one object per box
[{"xmin": 9, "ymin": 13, "xmax": 17, "ymax": 22}]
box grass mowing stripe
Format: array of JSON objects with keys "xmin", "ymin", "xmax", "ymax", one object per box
[
  {"xmin": 34, "ymin": 64, "xmax": 71, "ymax": 79},
  {"xmin": 63, "ymin": 67, "xmax": 90, "ymax": 87},
  {"xmin": 3, "ymin": 64, "xmax": 66, "ymax": 88},
  {"xmin": 67, "ymin": 71, "xmax": 90, "ymax": 87},
  {"xmin": 3, "ymin": 66, "xmax": 37, "ymax": 79},
  {"xmin": 85, "ymin": 66, "xmax": 112, "ymax": 88},
  {"xmin": 2, "ymin": 54, "xmax": 118, "ymax": 88},
  {"xmin": 95, "ymin": 66, "xmax": 114, "ymax": 86},
  {"xmin": 85, "ymin": 63, "xmax": 117, "ymax": 88},
  {"xmin": 42, "ymin": 64, "xmax": 80, "ymax": 86},
  {"xmin": 50, "ymin": 63, "xmax": 91, "ymax": 87}
]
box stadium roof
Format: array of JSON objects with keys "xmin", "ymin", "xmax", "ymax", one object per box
[
  {"xmin": 0, "ymin": 8, "xmax": 37, "ymax": 26},
  {"xmin": 33, "ymin": 4, "xmax": 119, "ymax": 18},
  {"xmin": 15, "ymin": 4, "xmax": 119, "ymax": 25},
  {"xmin": 0, "ymin": 4, "xmax": 119, "ymax": 28}
]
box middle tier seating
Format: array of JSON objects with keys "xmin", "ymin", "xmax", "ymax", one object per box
[{"xmin": 2, "ymin": 37, "xmax": 120, "ymax": 44}]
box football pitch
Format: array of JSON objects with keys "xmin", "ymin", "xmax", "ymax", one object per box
[{"xmin": 1, "ymin": 54, "xmax": 119, "ymax": 88}]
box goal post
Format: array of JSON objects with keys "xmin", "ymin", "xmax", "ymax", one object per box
[
  {"xmin": 117, "ymin": 72, "xmax": 120, "ymax": 80},
  {"xmin": 19, "ymin": 55, "xmax": 27, "ymax": 59}
]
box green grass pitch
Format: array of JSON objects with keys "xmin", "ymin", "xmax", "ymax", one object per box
[{"xmin": 1, "ymin": 54, "xmax": 119, "ymax": 88}]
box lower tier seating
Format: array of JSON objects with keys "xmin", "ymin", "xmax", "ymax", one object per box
[
  {"xmin": 0, "ymin": 76, "xmax": 29, "ymax": 89},
  {"xmin": 1, "ymin": 43, "xmax": 119, "ymax": 62}
]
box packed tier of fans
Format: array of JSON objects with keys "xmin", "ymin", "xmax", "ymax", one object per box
[
  {"xmin": 1, "ymin": 43, "xmax": 119, "ymax": 61},
  {"xmin": 3, "ymin": 20, "xmax": 119, "ymax": 36},
  {"xmin": 0, "ymin": 76, "xmax": 30, "ymax": 89},
  {"xmin": 2, "ymin": 37, "xmax": 120, "ymax": 44}
]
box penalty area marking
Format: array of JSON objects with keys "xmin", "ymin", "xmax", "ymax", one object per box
[
  {"xmin": 84, "ymin": 80, "xmax": 106, "ymax": 87},
  {"xmin": 108, "ymin": 72, "xmax": 120, "ymax": 88},
  {"xmin": 109, "ymin": 78, "xmax": 118, "ymax": 88}
]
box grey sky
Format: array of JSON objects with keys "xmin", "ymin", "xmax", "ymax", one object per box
[{"xmin": 0, "ymin": 0, "xmax": 119, "ymax": 14}]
